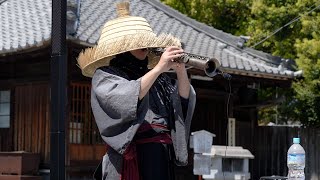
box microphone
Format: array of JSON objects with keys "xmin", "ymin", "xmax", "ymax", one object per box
[{"xmin": 216, "ymin": 69, "xmax": 232, "ymax": 80}]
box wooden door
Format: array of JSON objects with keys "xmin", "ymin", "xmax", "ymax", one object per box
[{"xmin": 68, "ymin": 82, "xmax": 105, "ymax": 166}]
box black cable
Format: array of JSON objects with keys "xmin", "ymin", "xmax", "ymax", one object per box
[
  {"xmin": 217, "ymin": 72, "xmax": 232, "ymax": 180},
  {"xmin": 251, "ymin": 2, "xmax": 320, "ymax": 48}
]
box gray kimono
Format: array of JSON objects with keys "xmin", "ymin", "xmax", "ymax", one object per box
[{"xmin": 91, "ymin": 68, "xmax": 196, "ymax": 179}]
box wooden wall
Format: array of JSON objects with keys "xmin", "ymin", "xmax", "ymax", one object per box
[
  {"xmin": 0, "ymin": 127, "xmax": 13, "ymax": 151},
  {"xmin": 13, "ymin": 83, "xmax": 50, "ymax": 164},
  {"xmin": 237, "ymin": 125, "xmax": 320, "ymax": 180},
  {"xmin": 191, "ymin": 89, "xmax": 228, "ymax": 145}
]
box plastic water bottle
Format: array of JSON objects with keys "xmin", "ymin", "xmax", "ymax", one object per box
[{"xmin": 287, "ymin": 137, "xmax": 305, "ymax": 180}]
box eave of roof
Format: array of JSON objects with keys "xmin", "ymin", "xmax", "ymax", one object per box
[{"xmin": 0, "ymin": 0, "xmax": 301, "ymax": 80}]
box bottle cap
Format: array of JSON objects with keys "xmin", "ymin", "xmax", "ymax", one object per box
[{"xmin": 293, "ymin": 137, "xmax": 300, "ymax": 144}]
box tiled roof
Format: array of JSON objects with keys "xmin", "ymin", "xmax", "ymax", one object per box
[
  {"xmin": 0, "ymin": 0, "xmax": 300, "ymax": 79},
  {"xmin": 0, "ymin": 0, "xmax": 51, "ymax": 54}
]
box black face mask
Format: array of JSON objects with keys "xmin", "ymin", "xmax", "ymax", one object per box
[{"xmin": 109, "ymin": 51, "xmax": 149, "ymax": 80}]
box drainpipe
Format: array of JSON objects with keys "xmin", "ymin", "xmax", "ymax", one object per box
[{"xmin": 51, "ymin": 0, "xmax": 67, "ymax": 179}]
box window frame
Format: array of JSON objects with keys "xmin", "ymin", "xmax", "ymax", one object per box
[{"xmin": 0, "ymin": 89, "xmax": 12, "ymax": 129}]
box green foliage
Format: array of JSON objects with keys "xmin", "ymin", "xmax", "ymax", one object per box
[
  {"xmin": 257, "ymin": 87, "xmax": 301, "ymax": 125},
  {"xmin": 161, "ymin": 0, "xmax": 252, "ymax": 35},
  {"xmin": 247, "ymin": 0, "xmax": 303, "ymax": 58},
  {"xmin": 161, "ymin": 0, "xmax": 320, "ymax": 126},
  {"xmin": 247, "ymin": 0, "xmax": 320, "ymax": 126},
  {"xmin": 293, "ymin": 20, "xmax": 320, "ymax": 126}
]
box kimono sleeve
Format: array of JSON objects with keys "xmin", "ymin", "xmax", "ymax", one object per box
[
  {"xmin": 170, "ymin": 83, "xmax": 196, "ymax": 166},
  {"xmin": 92, "ymin": 69, "xmax": 140, "ymax": 121},
  {"xmin": 91, "ymin": 69, "xmax": 143, "ymax": 154}
]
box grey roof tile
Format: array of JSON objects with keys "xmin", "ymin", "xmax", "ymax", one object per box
[
  {"xmin": 0, "ymin": 0, "xmax": 299, "ymax": 79},
  {"xmin": 0, "ymin": 0, "xmax": 51, "ymax": 54}
]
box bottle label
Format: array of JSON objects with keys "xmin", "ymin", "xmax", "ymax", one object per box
[{"xmin": 287, "ymin": 153, "xmax": 305, "ymax": 165}]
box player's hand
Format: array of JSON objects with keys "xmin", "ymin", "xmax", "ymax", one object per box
[{"xmin": 154, "ymin": 46, "xmax": 184, "ymax": 73}]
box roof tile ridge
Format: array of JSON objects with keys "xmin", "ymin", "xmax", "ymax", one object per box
[
  {"xmin": 142, "ymin": 0, "xmax": 286, "ymax": 66},
  {"xmin": 141, "ymin": 0, "xmax": 240, "ymax": 47}
]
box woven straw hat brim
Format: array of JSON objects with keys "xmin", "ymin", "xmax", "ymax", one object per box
[{"xmin": 77, "ymin": 32, "xmax": 181, "ymax": 77}]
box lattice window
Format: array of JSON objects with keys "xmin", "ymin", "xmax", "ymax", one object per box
[
  {"xmin": 0, "ymin": 90, "xmax": 10, "ymax": 128},
  {"xmin": 69, "ymin": 82, "xmax": 103, "ymax": 144}
]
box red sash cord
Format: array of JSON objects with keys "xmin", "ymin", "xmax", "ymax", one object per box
[{"xmin": 120, "ymin": 124, "xmax": 172, "ymax": 180}]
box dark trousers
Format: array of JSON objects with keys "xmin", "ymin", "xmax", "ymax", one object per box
[
  {"xmin": 93, "ymin": 143, "xmax": 175, "ymax": 180},
  {"xmin": 137, "ymin": 143, "xmax": 175, "ymax": 180}
]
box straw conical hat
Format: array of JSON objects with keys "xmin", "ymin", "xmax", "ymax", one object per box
[{"xmin": 77, "ymin": 2, "xmax": 181, "ymax": 77}]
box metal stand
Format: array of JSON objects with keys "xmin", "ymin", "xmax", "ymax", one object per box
[{"xmin": 260, "ymin": 176, "xmax": 288, "ymax": 180}]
